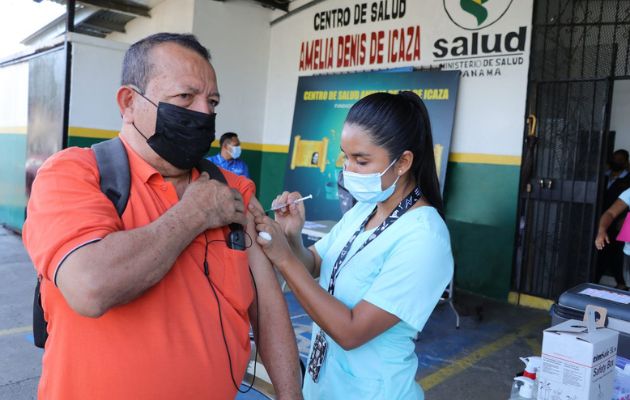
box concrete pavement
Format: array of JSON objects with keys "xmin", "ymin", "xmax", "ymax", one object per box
[{"xmin": 0, "ymin": 227, "xmax": 41, "ymax": 400}]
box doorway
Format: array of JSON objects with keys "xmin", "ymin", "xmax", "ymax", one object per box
[{"xmin": 515, "ymin": 0, "xmax": 630, "ymax": 300}]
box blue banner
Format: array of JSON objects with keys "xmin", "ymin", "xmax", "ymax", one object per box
[{"xmin": 284, "ymin": 70, "xmax": 460, "ymax": 221}]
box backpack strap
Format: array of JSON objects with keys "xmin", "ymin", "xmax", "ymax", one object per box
[
  {"xmin": 32, "ymin": 279, "xmax": 47, "ymax": 348},
  {"xmin": 92, "ymin": 139, "xmax": 226, "ymax": 217},
  {"xmin": 33, "ymin": 137, "xmax": 131, "ymax": 349},
  {"xmin": 92, "ymin": 137, "xmax": 131, "ymax": 217},
  {"xmin": 197, "ymin": 157, "xmax": 228, "ymax": 185}
]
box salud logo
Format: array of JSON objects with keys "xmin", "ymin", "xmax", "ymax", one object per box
[
  {"xmin": 461, "ymin": 0, "xmax": 488, "ymax": 25},
  {"xmin": 444, "ymin": 0, "xmax": 514, "ymax": 30}
]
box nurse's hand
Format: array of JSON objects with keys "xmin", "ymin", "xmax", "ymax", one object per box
[
  {"xmin": 270, "ymin": 191, "xmax": 306, "ymax": 243},
  {"xmin": 250, "ymin": 203, "xmax": 296, "ymax": 270}
]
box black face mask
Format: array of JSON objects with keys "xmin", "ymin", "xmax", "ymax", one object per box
[{"xmin": 132, "ymin": 89, "xmax": 216, "ymax": 170}]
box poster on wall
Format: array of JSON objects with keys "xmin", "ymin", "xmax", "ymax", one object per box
[{"xmin": 283, "ymin": 69, "xmax": 460, "ymax": 222}]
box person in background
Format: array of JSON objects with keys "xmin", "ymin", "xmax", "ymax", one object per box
[
  {"xmin": 208, "ymin": 132, "xmax": 250, "ymax": 178},
  {"xmin": 606, "ymin": 149, "xmax": 630, "ymax": 191},
  {"xmin": 595, "ymin": 187, "xmax": 630, "ymax": 291},
  {"xmin": 596, "ymin": 149, "xmax": 630, "ymax": 289},
  {"xmin": 250, "ymin": 91, "xmax": 454, "ymax": 399},
  {"xmin": 22, "ymin": 33, "xmax": 301, "ymax": 399}
]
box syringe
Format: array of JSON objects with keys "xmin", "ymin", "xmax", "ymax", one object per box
[{"xmin": 265, "ymin": 194, "xmax": 313, "ymax": 214}]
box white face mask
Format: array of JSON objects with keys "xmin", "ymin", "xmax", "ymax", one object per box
[
  {"xmin": 229, "ymin": 145, "xmax": 242, "ymax": 159},
  {"xmin": 342, "ymin": 159, "xmax": 399, "ymax": 203}
]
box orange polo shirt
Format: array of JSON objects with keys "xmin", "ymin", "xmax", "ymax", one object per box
[{"xmin": 23, "ymin": 137, "xmax": 254, "ymax": 400}]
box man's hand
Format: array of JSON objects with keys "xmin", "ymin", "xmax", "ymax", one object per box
[{"xmin": 180, "ymin": 172, "xmax": 247, "ymax": 230}]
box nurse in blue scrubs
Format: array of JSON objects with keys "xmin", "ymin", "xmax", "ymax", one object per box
[{"xmin": 250, "ymin": 91, "xmax": 454, "ymax": 399}]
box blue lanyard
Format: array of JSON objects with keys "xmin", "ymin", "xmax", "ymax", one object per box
[{"xmin": 326, "ymin": 186, "xmax": 422, "ymax": 295}]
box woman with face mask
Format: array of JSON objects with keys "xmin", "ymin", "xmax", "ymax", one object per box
[{"xmin": 249, "ymin": 91, "xmax": 454, "ymax": 399}]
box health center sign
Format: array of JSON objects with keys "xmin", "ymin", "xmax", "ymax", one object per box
[
  {"xmin": 300, "ymin": 1, "xmax": 419, "ymax": 71},
  {"xmin": 267, "ymin": 0, "xmax": 533, "ymax": 168},
  {"xmin": 297, "ymin": 0, "xmax": 531, "ymax": 81}
]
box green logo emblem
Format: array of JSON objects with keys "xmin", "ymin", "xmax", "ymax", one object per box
[
  {"xmin": 443, "ymin": 0, "xmax": 513, "ymax": 31},
  {"xmin": 460, "ymin": 0, "xmax": 489, "ymax": 26}
]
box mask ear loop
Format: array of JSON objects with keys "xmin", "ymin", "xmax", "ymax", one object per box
[
  {"xmin": 131, "ymin": 123, "xmax": 149, "ymax": 140},
  {"xmin": 128, "ymin": 84, "xmax": 159, "ymax": 108},
  {"xmin": 381, "ymin": 156, "xmax": 405, "ymax": 193},
  {"xmin": 378, "ymin": 157, "xmax": 401, "ymax": 177},
  {"xmin": 127, "ymin": 84, "xmax": 158, "ymax": 140}
]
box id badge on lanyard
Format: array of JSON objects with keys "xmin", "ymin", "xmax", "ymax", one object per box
[{"xmin": 307, "ymin": 330, "xmax": 328, "ymax": 382}]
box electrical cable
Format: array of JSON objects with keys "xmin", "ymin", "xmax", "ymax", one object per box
[{"xmin": 203, "ymin": 231, "xmax": 259, "ymax": 393}]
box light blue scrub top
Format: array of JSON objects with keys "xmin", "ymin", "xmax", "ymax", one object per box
[{"xmin": 305, "ymin": 201, "xmax": 454, "ymax": 400}]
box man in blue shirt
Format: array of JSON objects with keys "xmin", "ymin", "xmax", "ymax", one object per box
[{"xmin": 208, "ymin": 132, "xmax": 250, "ymax": 178}]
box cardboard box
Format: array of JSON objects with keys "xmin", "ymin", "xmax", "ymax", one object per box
[{"xmin": 539, "ymin": 306, "xmax": 619, "ymax": 400}]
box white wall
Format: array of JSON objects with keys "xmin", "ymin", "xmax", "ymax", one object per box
[
  {"xmin": 264, "ymin": 16, "xmax": 300, "ymax": 147},
  {"xmin": 0, "ymin": 62, "xmax": 28, "ymax": 129},
  {"xmin": 69, "ymin": 34, "xmax": 128, "ymax": 130},
  {"xmin": 612, "ymin": 80, "xmax": 630, "ymax": 152},
  {"xmin": 100, "ymin": 0, "xmax": 195, "ymax": 133},
  {"xmin": 192, "ymin": 0, "xmax": 271, "ymax": 144},
  {"xmin": 264, "ymin": 0, "xmax": 534, "ymax": 157},
  {"xmin": 107, "ymin": 0, "xmax": 195, "ymax": 43},
  {"xmin": 106, "ymin": 0, "xmax": 271, "ymax": 144}
]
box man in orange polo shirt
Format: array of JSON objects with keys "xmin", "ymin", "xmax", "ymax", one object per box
[{"xmin": 23, "ymin": 33, "xmax": 302, "ymax": 399}]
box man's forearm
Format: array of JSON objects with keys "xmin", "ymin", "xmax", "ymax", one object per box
[
  {"xmin": 57, "ymin": 201, "xmax": 204, "ymax": 317},
  {"xmin": 250, "ymin": 285, "xmax": 303, "ymax": 399},
  {"xmin": 246, "ymin": 214, "xmax": 303, "ymax": 399}
]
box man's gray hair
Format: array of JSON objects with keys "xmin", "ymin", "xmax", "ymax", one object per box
[{"xmin": 121, "ymin": 33, "xmax": 211, "ymax": 93}]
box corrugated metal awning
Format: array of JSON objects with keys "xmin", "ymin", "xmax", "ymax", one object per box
[{"xmin": 26, "ymin": 0, "xmax": 292, "ymax": 44}]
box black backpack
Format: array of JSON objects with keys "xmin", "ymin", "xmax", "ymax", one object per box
[{"xmin": 32, "ymin": 137, "xmax": 240, "ymax": 348}]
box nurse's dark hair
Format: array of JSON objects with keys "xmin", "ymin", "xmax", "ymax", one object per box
[
  {"xmin": 121, "ymin": 33, "xmax": 211, "ymax": 93},
  {"xmin": 345, "ymin": 91, "xmax": 444, "ymax": 217}
]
